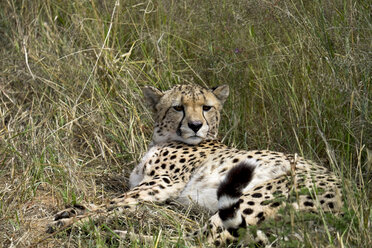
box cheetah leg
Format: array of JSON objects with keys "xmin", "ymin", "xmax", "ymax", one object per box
[
  {"xmin": 46, "ymin": 177, "xmax": 186, "ymax": 233},
  {"xmin": 46, "ymin": 203, "xmax": 105, "ymax": 233}
]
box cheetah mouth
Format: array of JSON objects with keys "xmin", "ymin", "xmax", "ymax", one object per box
[
  {"xmin": 183, "ymin": 135, "xmax": 204, "ymax": 145},
  {"xmin": 186, "ymin": 134, "xmax": 203, "ymax": 139},
  {"xmin": 189, "ymin": 135, "xmax": 200, "ymax": 139}
]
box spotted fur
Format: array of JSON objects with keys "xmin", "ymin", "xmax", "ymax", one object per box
[{"xmin": 46, "ymin": 84, "xmax": 343, "ymax": 246}]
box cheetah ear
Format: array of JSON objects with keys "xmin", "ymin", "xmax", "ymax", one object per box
[
  {"xmin": 212, "ymin": 85, "xmax": 229, "ymax": 104},
  {"xmin": 142, "ymin": 86, "xmax": 164, "ymax": 110}
]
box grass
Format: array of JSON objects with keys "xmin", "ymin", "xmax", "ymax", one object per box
[{"xmin": 0, "ymin": 0, "xmax": 371, "ymax": 247}]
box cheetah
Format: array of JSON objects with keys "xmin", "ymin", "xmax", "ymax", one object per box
[{"xmin": 47, "ymin": 84, "xmax": 343, "ymax": 246}]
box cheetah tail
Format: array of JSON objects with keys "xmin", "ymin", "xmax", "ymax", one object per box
[{"xmin": 217, "ymin": 161, "xmax": 255, "ymax": 231}]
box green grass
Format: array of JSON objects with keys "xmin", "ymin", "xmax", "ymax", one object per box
[{"xmin": 0, "ymin": 0, "xmax": 371, "ymax": 247}]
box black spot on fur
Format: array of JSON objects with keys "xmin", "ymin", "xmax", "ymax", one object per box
[
  {"xmin": 270, "ymin": 202, "xmax": 281, "ymax": 207},
  {"xmin": 73, "ymin": 204, "xmax": 86, "ymax": 210},
  {"xmin": 256, "ymin": 212, "xmax": 265, "ymax": 224},
  {"xmin": 325, "ymin": 193, "xmax": 334, "ymax": 198},
  {"xmin": 304, "ymin": 201, "xmax": 314, "ymax": 207},
  {"xmin": 225, "ymin": 238, "xmax": 232, "ymax": 244},
  {"xmin": 54, "ymin": 211, "xmax": 72, "ymax": 221},
  {"xmin": 256, "ymin": 212, "xmax": 264, "ymax": 218},
  {"xmin": 273, "ymin": 190, "xmax": 282, "ymax": 195},
  {"xmin": 162, "ymin": 177, "xmax": 170, "ymax": 184},
  {"xmin": 243, "ymin": 208, "xmax": 253, "ymax": 215},
  {"xmin": 252, "ymin": 193, "xmax": 262, "ymax": 198},
  {"xmin": 217, "ymin": 162, "xmax": 255, "ymax": 199}
]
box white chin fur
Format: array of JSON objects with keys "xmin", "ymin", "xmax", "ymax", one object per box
[
  {"xmin": 152, "ymin": 132, "xmax": 205, "ymax": 145},
  {"xmin": 183, "ymin": 136, "xmax": 203, "ymax": 145}
]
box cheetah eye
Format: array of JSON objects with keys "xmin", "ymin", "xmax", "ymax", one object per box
[
  {"xmin": 173, "ymin": 105, "xmax": 184, "ymax": 112},
  {"xmin": 203, "ymin": 106, "xmax": 212, "ymax": 111}
]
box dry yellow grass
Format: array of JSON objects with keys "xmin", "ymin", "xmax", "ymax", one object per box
[{"xmin": 0, "ymin": 0, "xmax": 371, "ymax": 247}]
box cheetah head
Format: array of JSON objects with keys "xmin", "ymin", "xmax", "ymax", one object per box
[{"xmin": 142, "ymin": 84, "xmax": 229, "ymax": 145}]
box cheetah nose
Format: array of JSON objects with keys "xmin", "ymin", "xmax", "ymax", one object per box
[{"xmin": 188, "ymin": 121, "xmax": 203, "ymax": 133}]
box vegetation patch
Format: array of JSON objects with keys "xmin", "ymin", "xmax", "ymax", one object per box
[{"xmin": 0, "ymin": 0, "xmax": 370, "ymax": 247}]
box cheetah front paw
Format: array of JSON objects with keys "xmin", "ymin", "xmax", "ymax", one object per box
[{"xmin": 46, "ymin": 203, "xmax": 102, "ymax": 234}]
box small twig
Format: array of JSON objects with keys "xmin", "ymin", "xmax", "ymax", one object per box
[{"xmin": 23, "ymin": 36, "xmax": 35, "ymax": 80}]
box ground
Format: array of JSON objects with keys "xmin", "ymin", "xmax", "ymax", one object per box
[{"xmin": 0, "ymin": 0, "xmax": 371, "ymax": 247}]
